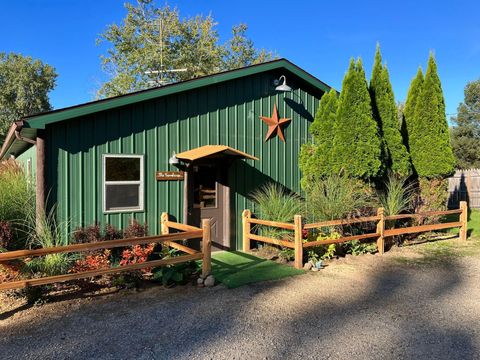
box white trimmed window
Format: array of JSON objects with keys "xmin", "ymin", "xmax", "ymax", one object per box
[{"xmin": 103, "ymin": 154, "xmax": 144, "ymax": 213}]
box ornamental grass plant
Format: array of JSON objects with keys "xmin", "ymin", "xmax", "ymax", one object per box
[
  {"xmin": 24, "ymin": 207, "xmax": 76, "ymax": 277},
  {"xmin": 304, "ymin": 174, "xmax": 375, "ymax": 223},
  {"xmin": 0, "ymin": 160, "xmax": 35, "ymax": 250},
  {"xmin": 250, "ymin": 182, "xmax": 303, "ymax": 239},
  {"xmin": 378, "ymin": 173, "xmax": 416, "ymax": 216}
]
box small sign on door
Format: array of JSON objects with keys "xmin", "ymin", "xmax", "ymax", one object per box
[{"xmin": 156, "ymin": 171, "xmax": 185, "ymax": 181}]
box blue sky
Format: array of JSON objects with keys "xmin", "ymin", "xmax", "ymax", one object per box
[{"xmin": 1, "ymin": 0, "xmax": 479, "ymax": 117}]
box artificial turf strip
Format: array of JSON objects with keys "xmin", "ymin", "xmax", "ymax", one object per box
[{"xmin": 211, "ymin": 251, "xmax": 305, "ymax": 289}]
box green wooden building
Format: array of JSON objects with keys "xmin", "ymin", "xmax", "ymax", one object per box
[{"xmin": 0, "ymin": 59, "xmax": 332, "ymax": 250}]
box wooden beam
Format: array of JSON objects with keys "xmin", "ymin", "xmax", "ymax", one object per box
[
  {"xmin": 303, "ymin": 232, "xmax": 380, "ymax": 248},
  {"xmin": 165, "ymin": 221, "xmax": 202, "ymax": 232},
  {"xmin": 0, "ymin": 231, "xmax": 203, "ymax": 262},
  {"xmin": 376, "ymin": 207, "xmax": 385, "ymax": 255},
  {"xmin": 384, "ymin": 222, "xmax": 462, "ymax": 237},
  {"xmin": 35, "ymin": 129, "xmax": 46, "ymax": 230},
  {"xmin": 161, "ymin": 212, "xmax": 169, "ymax": 235},
  {"xmin": 248, "ymin": 233, "xmax": 295, "ymax": 248},
  {"xmin": 164, "ymin": 241, "xmax": 199, "ymax": 255},
  {"xmin": 459, "ymin": 201, "xmax": 468, "ymax": 241},
  {"xmin": 242, "ymin": 209, "xmax": 251, "ymax": 252},
  {"xmin": 247, "ymin": 218, "xmax": 296, "ymax": 230},
  {"xmin": 384, "ymin": 209, "xmax": 462, "ymax": 221},
  {"xmin": 201, "ymin": 218, "xmax": 212, "ymax": 277},
  {"xmin": 303, "ymin": 215, "xmax": 380, "ymax": 229},
  {"xmin": 0, "ymin": 253, "xmax": 203, "ymax": 291},
  {"xmin": 294, "ymin": 215, "xmax": 303, "ymax": 269}
]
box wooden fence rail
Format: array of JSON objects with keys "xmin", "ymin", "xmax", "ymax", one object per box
[
  {"xmin": 242, "ymin": 201, "xmax": 468, "ymax": 270},
  {"xmin": 0, "ymin": 213, "xmax": 211, "ymax": 291}
]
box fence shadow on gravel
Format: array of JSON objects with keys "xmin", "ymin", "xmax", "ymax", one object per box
[{"xmin": 1, "ymin": 247, "xmax": 476, "ymax": 359}]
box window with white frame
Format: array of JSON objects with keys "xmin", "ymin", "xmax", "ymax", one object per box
[{"xmin": 103, "ymin": 154, "xmax": 144, "ymax": 213}]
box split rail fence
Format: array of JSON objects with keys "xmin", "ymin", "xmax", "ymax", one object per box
[
  {"xmin": 0, "ymin": 213, "xmax": 211, "ymax": 291},
  {"xmin": 242, "ymin": 201, "xmax": 468, "ymax": 269}
]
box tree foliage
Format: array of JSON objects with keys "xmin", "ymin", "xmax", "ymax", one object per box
[
  {"xmin": 97, "ymin": 1, "xmax": 274, "ymax": 98},
  {"xmin": 0, "ymin": 53, "xmax": 57, "ymax": 142},
  {"xmin": 299, "ymin": 89, "xmax": 338, "ymax": 187},
  {"xmin": 450, "ymin": 79, "xmax": 480, "ymax": 169},
  {"xmin": 332, "ymin": 58, "xmax": 382, "ymax": 178},
  {"xmin": 408, "ymin": 54, "xmax": 455, "ymax": 178},
  {"xmin": 403, "ymin": 67, "xmax": 424, "ymax": 152},
  {"xmin": 369, "ymin": 46, "xmax": 411, "ymax": 176}
]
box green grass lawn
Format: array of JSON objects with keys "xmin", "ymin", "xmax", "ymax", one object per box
[
  {"xmin": 392, "ymin": 209, "xmax": 480, "ymax": 266},
  {"xmin": 442, "ymin": 208, "xmax": 480, "ymax": 237},
  {"xmin": 211, "ymin": 251, "xmax": 304, "ymax": 289}
]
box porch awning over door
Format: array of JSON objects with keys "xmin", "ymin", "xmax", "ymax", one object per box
[{"xmin": 175, "ymin": 145, "xmax": 258, "ymax": 162}]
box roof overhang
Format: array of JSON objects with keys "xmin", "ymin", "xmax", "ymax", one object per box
[
  {"xmin": 21, "ymin": 59, "xmax": 333, "ymax": 130},
  {"xmin": 0, "ymin": 121, "xmax": 37, "ymax": 160},
  {"xmin": 176, "ymin": 145, "xmax": 258, "ymax": 162},
  {"xmin": 1, "ymin": 58, "xmax": 334, "ymax": 160}
]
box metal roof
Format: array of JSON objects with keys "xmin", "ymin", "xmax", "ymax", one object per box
[{"xmin": 1, "ymin": 58, "xmax": 333, "ymax": 160}]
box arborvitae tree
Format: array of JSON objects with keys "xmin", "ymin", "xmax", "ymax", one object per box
[
  {"xmin": 409, "ymin": 54, "xmax": 455, "ymax": 178},
  {"xmin": 299, "ymin": 89, "xmax": 338, "ymax": 188},
  {"xmin": 404, "ymin": 68, "xmax": 424, "ymax": 155},
  {"xmin": 332, "ymin": 58, "xmax": 382, "ymax": 178},
  {"xmin": 369, "ymin": 46, "xmax": 411, "ymax": 176}
]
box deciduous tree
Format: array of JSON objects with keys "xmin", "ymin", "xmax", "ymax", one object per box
[
  {"xmin": 0, "ymin": 53, "xmax": 57, "ymax": 143},
  {"xmin": 97, "ymin": 1, "xmax": 274, "ymax": 98}
]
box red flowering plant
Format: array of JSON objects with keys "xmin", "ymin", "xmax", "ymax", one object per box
[
  {"xmin": 119, "ymin": 244, "xmax": 155, "ymax": 267},
  {"xmin": 71, "ymin": 250, "xmax": 111, "ymax": 273},
  {"xmin": 71, "ymin": 223, "xmax": 115, "ymax": 273},
  {"xmin": 119, "ymin": 220, "xmax": 154, "ymax": 272}
]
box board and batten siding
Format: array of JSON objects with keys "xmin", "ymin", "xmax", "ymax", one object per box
[
  {"xmin": 448, "ymin": 169, "xmax": 480, "ymax": 209},
  {"xmin": 45, "ymin": 71, "xmax": 323, "ymax": 249}
]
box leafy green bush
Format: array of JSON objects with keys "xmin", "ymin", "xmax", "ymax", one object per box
[
  {"xmin": 279, "ymin": 248, "xmax": 295, "ymax": 261},
  {"xmin": 303, "ymin": 231, "xmax": 338, "ymax": 263},
  {"xmin": 378, "ymin": 173, "xmax": 415, "ymax": 216},
  {"xmin": 0, "ymin": 160, "xmax": 35, "ymax": 250},
  {"xmin": 304, "ymin": 174, "xmax": 375, "ymax": 222},
  {"xmin": 152, "ymin": 262, "xmax": 199, "ymax": 286},
  {"xmin": 343, "ymin": 240, "xmax": 377, "ymax": 255},
  {"xmin": 250, "ymin": 182, "xmax": 303, "ymax": 239}
]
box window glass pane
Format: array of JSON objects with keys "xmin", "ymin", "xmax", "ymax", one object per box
[
  {"xmin": 105, "ymin": 184, "xmax": 140, "ymax": 211},
  {"xmin": 105, "ymin": 157, "xmax": 140, "ymax": 181},
  {"xmin": 193, "ymin": 167, "xmax": 217, "ymax": 208}
]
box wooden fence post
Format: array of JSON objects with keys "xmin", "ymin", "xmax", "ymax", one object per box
[
  {"xmin": 294, "ymin": 214, "xmax": 303, "ymax": 269},
  {"xmin": 459, "ymin": 201, "xmax": 468, "ymax": 241},
  {"xmin": 161, "ymin": 212, "xmax": 169, "ymax": 235},
  {"xmin": 201, "ymin": 218, "xmax": 212, "ymax": 277},
  {"xmin": 242, "ymin": 209, "xmax": 251, "ymax": 252},
  {"xmin": 376, "ymin": 207, "xmax": 385, "ymax": 255}
]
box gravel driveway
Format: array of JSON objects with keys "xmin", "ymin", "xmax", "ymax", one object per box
[{"xmin": 1, "ymin": 242, "xmax": 480, "ymax": 360}]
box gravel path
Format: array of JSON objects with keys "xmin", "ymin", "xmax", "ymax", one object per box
[{"xmin": 1, "ymin": 244, "xmax": 480, "ymax": 360}]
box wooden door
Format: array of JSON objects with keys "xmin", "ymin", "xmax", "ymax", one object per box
[{"xmin": 188, "ymin": 163, "xmax": 229, "ymax": 250}]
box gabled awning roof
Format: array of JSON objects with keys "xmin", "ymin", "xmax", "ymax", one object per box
[{"xmin": 175, "ymin": 145, "xmax": 258, "ymax": 162}]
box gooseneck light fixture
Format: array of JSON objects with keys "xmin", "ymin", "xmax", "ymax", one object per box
[
  {"xmin": 274, "ymin": 75, "xmax": 292, "ymax": 92},
  {"xmin": 169, "ymin": 151, "xmax": 180, "ymax": 166}
]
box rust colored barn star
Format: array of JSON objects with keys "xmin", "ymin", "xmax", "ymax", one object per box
[{"xmin": 259, "ymin": 103, "xmax": 291, "ymax": 142}]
